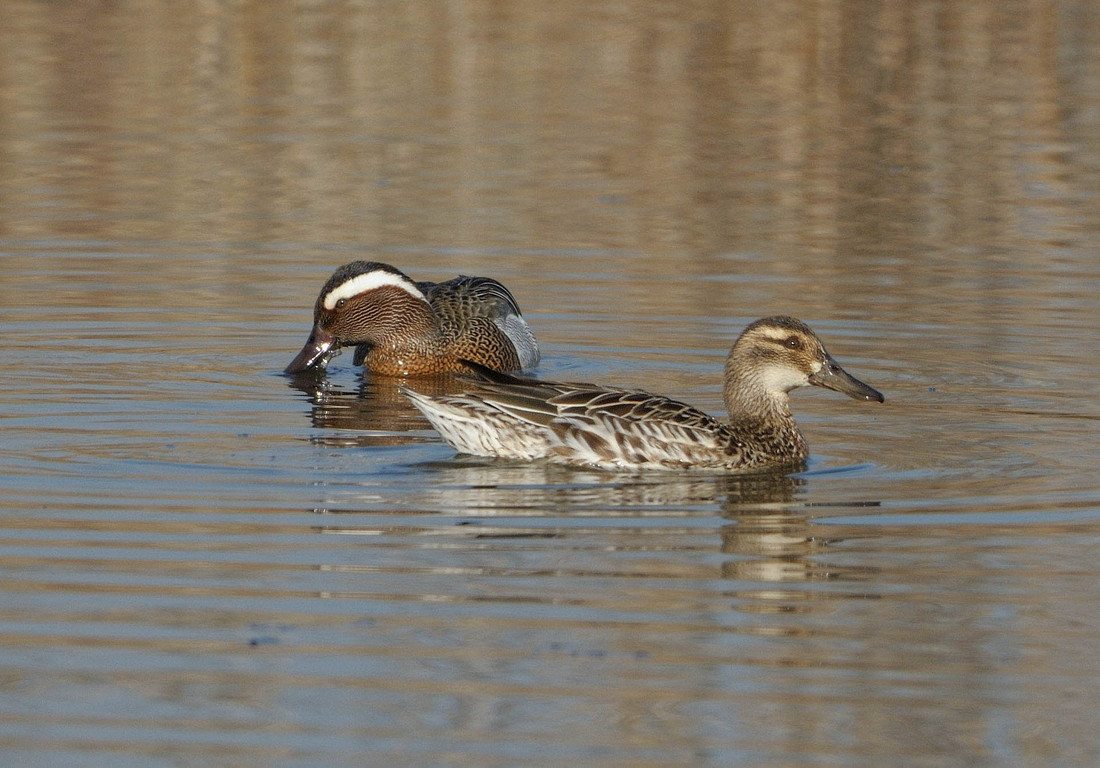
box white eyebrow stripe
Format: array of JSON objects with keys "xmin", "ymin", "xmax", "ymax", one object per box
[
  {"xmin": 759, "ymin": 327, "xmax": 791, "ymax": 340},
  {"xmin": 323, "ymin": 271, "xmax": 429, "ymax": 310}
]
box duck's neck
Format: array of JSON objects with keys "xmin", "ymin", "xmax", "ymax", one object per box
[
  {"xmin": 722, "ymin": 363, "xmax": 809, "ymax": 462},
  {"xmin": 355, "ymin": 297, "xmax": 446, "ymax": 373},
  {"xmin": 376, "ymin": 297, "xmax": 444, "ymax": 349}
]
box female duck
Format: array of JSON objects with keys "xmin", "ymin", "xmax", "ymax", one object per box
[
  {"xmin": 401, "ymin": 316, "xmax": 884, "ymax": 471},
  {"xmin": 285, "ymin": 261, "xmax": 540, "ymax": 376}
]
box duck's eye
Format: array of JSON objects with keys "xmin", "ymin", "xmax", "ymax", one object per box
[
  {"xmin": 335, "ymin": 298, "xmax": 347, "ymax": 309},
  {"xmin": 785, "ymin": 336, "xmax": 802, "ymax": 349}
]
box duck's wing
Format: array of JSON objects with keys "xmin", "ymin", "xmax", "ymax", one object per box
[
  {"xmin": 460, "ymin": 379, "xmax": 732, "ymax": 468},
  {"xmin": 547, "ymin": 387, "xmax": 731, "ymax": 467},
  {"xmin": 421, "ymin": 276, "xmax": 524, "ymax": 320},
  {"xmin": 423, "ymin": 277, "xmax": 540, "ymax": 370},
  {"xmin": 406, "ymin": 358, "xmax": 734, "ymax": 468}
]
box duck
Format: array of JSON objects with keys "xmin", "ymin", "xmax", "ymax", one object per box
[
  {"xmin": 284, "ymin": 261, "xmax": 540, "ymax": 376},
  {"xmin": 401, "ymin": 316, "xmax": 884, "ymax": 471}
]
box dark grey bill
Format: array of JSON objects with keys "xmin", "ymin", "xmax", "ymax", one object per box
[
  {"xmin": 808, "ymin": 355, "xmax": 885, "ymax": 403},
  {"xmin": 284, "ymin": 324, "xmax": 337, "ymax": 374}
]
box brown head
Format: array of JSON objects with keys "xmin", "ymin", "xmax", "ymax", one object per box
[
  {"xmin": 284, "ymin": 261, "xmax": 439, "ymax": 374},
  {"xmin": 723, "ymin": 316, "xmax": 884, "ymax": 416}
]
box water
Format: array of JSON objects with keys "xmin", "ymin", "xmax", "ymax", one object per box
[{"xmin": 2, "ymin": 2, "xmax": 1100, "ymax": 766}]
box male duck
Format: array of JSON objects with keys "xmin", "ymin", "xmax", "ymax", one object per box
[
  {"xmin": 401, "ymin": 316, "xmax": 884, "ymax": 471},
  {"xmin": 285, "ymin": 261, "xmax": 540, "ymax": 376}
]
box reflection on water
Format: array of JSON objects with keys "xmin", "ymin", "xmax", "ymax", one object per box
[
  {"xmin": 286, "ymin": 370, "xmax": 448, "ymax": 438},
  {"xmin": 2, "ymin": 1, "xmax": 1100, "ymax": 766},
  {"xmin": 720, "ymin": 505, "xmax": 883, "ymax": 586}
]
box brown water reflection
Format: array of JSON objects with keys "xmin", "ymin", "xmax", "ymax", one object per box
[
  {"xmin": 286, "ymin": 372, "xmax": 450, "ymax": 439},
  {"xmin": 2, "ymin": 1, "xmax": 1100, "ymax": 766},
  {"xmin": 3, "ymin": 1, "xmax": 1098, "ymax": 268}
]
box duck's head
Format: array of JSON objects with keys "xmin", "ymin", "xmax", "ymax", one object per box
[
  {"xmin": 725, "ymin": 316, "xmax": 884, "ymax": 405},
  {"xmin": 284, "ymin": 261, "xmax": 435, "ymax": 374}
]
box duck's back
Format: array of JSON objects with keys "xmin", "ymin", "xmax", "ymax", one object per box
[
  {"xmin": 406, "ymin": 374, "xmax": 747, "ymax": 470},
  {"xmin": 422, "ymin": 276, "xmax": 540, "ymax": 370}
]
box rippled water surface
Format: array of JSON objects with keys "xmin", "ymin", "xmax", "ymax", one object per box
[{"xmin": 2, "ymin": 2, "xmax": 1100, "ymax": 766}]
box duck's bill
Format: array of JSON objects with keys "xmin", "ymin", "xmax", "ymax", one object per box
[
  {"xmin": 284, "ymin": 325, "xmax": 337, "ymax": 374},
  {"xmin": 809, "ymin": 356, "xmax": 885, "ymax": 403}
]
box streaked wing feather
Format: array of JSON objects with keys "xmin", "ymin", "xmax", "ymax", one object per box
[
  {"xmin": 549, "ymin": 388, "xmax": 723, "ymax": 430},
  {"xmin": 423, "ymin": 279, "xmax": 540, "ymax": 370},
  {"xmin": 537, "ymin": 387, "xmax": 729, "ymax": 467},
  {"xmin": 422, "ymin": 276, "xmax": 524, "ymax": 319},
  {"xmin": 406, "ymin": 379, "xmax": 737, "ymax": 469}
]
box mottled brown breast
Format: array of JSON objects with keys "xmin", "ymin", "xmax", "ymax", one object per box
[{"xmin": 360, "ymin": 350, "xmax": 468, "ymax": 377}]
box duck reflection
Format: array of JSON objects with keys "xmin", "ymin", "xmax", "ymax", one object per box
[
  {"xmin": 719, "ymin": 486, "xmax": 881, "ymax": 584},
  {"xmin": 403, "ymin": 460, "xmax": 803, "ymax": 511},
  {"xmin": 286, "ymin": 370, "xmax": 461, "ymax": 444}
]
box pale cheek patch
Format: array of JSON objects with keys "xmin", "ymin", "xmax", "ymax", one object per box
[
  {"xmin": 810, "ymin": 360, "xmax": 823, "ymax": 374},
  {"xmin": 759, "ymin": 365, "xmax": 810, "ymax": 394},
  {"xmin": 323, "ymin": 272, "xmax": 429, "ymax": 310}
]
